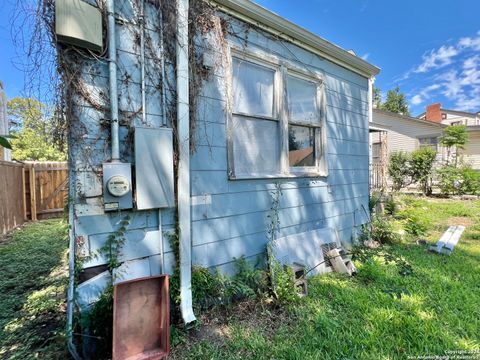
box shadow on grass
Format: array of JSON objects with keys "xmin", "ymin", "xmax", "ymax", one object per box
[
  {"xmin": 0, "ymin": 219, "xmax": 69, "ymax": 359},
  {"xmin": 172, "ymin": 238, "xmax": 480, "ymax": 360}
]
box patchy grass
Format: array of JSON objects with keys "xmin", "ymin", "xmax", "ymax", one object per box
[
  {"xmin": 0, "ymin": 219, "xmax": 69, "ymax": 359},
  {"xmin": 171, "ymin": 196, "xmax": 480, "ymax": 359}
]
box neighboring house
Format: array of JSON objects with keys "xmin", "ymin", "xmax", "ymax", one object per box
[
  {"xmin": 418, "ymin": 103, "xmax": 480, "ymax": 127},
  {"xmin": 419, "ymin": 103, "xmax": 480, "ymax": 169},
  {"xmin": 58, "ymin": 0, "xmax": 379, "ymax": 325},
  {"xmin": 0, "ymin": 81, "xmax": 10, "ymax": 161},
  {"xmin": 369, "ymin": 108, "xmax": 444, "ymax": 188}
]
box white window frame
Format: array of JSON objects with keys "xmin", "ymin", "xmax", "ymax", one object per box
[
  {"xmin": 418, "ymin": 136, "xmax": 439, "ymax": 150},
  {"xmin": 227, "ymin": 48, "xmax": 327, "ymax": 180}
]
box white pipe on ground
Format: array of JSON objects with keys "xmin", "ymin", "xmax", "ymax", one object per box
[
  {"xmin": 107, "ymin": 0, "xmax": 120, "ymax": 161},
  {"xmin": 177, "ymin": 0, "xmax": 196, "ymax": 324}
]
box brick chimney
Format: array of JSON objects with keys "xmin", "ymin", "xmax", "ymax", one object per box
[{"xmin": 425, "ymin": 103, "xmax": 442, "ymax": 123}]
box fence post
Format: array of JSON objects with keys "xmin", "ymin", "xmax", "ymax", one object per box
[
  {"xmin": 29, "ymin": 164, "xmax": 37, "ymax": 221},
  {"xmin": 22, "ymin": 166, "xmax": 27, "ymax": 221}
]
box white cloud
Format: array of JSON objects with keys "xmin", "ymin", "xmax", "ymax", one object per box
[
  {"xmin": 361, "ymin": 53, "xmax": 370, "ymax": 61},
  {"xmin": 402, "ymin": 31, "xmax": 480, "ymax": 111},
  {"xmin": 409, "ymin": 84, "xmax": 441, "ymax": 106},
  {"xmin": 458, "ymin": 31, "xmax": 480, "ymax": 51},
  {"xmin": 414, "ymin": 45, "xmax": 459, "ymax": 73},
  {"xmin": 434, "ymin": 59, "xmax": 480, "ymax": 110},
  {"xmin": 411, "ymin": 95, "xmax": 423, "ymax": 105}
]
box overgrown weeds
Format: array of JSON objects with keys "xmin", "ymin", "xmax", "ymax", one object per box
[{"xmin": 0, "ymin": 220, "xmax": 69, "ymax": 359}]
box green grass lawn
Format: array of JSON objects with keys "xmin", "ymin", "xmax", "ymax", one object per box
[
  {"xmin": 0, "ymin": 219, "xmax": 69, "ymax": 360},
  {"xmin": 171, "ymin": 196, "xmax": 480, "ymax": 360},
  {"xmin": 0, "ymin": 198, "xmax": 478, "ymax": 359}
]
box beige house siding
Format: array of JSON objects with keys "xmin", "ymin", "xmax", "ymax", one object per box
[
  {"xmin": 372, "ymin": 109, "xmax": 443, "ymax": 156},
  {"xmin": 461, "ymin": 131, "xmax": 480, "ymax": 170}
]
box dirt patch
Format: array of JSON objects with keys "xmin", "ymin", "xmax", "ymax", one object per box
[
  {"xmin": 446, "ymin": 217, "xmax": 474, "ymax": 227},
  {"xmin": 169, "ymin": 299, "xmax": 293, "ymax": 359}
]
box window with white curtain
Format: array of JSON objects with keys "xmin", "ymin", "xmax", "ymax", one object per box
[{"xmin": 229, "ymin": 53, "xmax": 326, "ymax": 179}]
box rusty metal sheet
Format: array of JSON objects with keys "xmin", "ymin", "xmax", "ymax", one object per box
[{"xmin": 113, "ymin": 275, "xmax": 170, "ymax": 360}]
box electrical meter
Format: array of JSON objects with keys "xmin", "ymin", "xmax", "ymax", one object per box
[
  {"xmin": 107, "ymin": 175, "xmax": 130, "ymax": 197},
  {"xmin": 103, "ymin": 162, "xmax": 133, "ymax": 211}
]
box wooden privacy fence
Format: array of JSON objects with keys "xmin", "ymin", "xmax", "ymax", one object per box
[
  {"xmin": 0, "ymin": 161, "xmax": 68, "ymax": 234},
  {"xmin": 24, "ymin": 161, "xmax": 68, "ymax": 221},
  {"xmin": 0, "ymin": 161, "xmax": 25, "ymax": 235}
]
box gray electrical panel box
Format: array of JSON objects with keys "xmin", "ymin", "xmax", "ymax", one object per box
[
  {"xmin": 103, "ymin": 162, "xmax": 133, "ymax": 211},
  {"xmin": 55, "ymin": 0, "xmax": 103, "ymax": 52},
  {"xmin": 135, "ymin": 127, "xmax": 175, "ymax": 210}
]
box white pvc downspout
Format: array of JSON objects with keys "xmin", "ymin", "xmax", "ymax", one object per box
[
  {"xmin": 177, "ymin": 0, "xmax": 196, "ymax": 324},
  {"xmin": 66, "ymin": 163, "xmax": 81, "ymax": 360},
  {"xmin": 107, "ymin": 0, "xmax": 120, "ymax": 161}
]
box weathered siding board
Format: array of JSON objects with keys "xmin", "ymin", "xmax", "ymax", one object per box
[
  {"xmin": 372, "ymin": 110, "xmax": 443, "ymax": 155},
  {"xmin": 70, "ymin": 2, "xmax": 371, "ymax": 281},
  {"xmin": 225, "ymin": 19, "xmax": 369, "ymax": 89}
]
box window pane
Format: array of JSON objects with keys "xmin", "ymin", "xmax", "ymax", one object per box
[
  {"xmin": 419, "ymin": 137, "xmax": 438, "ymax": 149},
  {"xmin": 289, "ymin": 125, "xmax": 315, "ymax": 167},
  {"xmin": 232, "ymin": 58, "xmax": 274, "ymax": 117},
  {"xmin": 232, "ymin": 116, "xmax": 280, "ymax": 176},
  {"xmin": 287, "ymin": 75, "xmax": 318, "ymax": 124}
]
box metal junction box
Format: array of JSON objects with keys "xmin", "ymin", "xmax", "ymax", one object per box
[
  {"xmin": 55, "ymin": 0, "xmax": 103, "ymax": 52},
  {"xmin": 135, "ymin": 127, "xmax": 175, "ymax": 210},
  {"xmin": 103, "ymin": 162, "xmax": 133, "ymax": 211}
]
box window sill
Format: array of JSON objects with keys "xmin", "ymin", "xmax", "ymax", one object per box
[{"xmin": 229, "ymin": 171, "xmax": 328, "ymax": 181}]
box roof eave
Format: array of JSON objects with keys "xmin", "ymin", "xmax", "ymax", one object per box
[
  {"xmin": 373, "ymin": 108, "xmax": 445, "ymax": 128},
  {"xmin": 210, "ymin": 0, "xmax": 380, "ymax": 78}
]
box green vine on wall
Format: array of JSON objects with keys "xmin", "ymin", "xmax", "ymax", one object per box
[
  {"xmin": 265, "ymin": 182, "xmax": 298, "ymax": 304},
  {"xmin": 100, "ymin": 215, "xmax": 131, "ymax": 279},
  {"xmin": 78, "ymin": 214, "xmax": 131, "ymax": 359}
]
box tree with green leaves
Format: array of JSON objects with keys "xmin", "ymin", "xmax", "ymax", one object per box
[
  {"xmin": 380, "ymin": 86, "xmax": 410, "ymax": 115},
  {"xmin": 439, "ymin": 124, "xmax": 468, "ymax": 166},
  {"xmin": 7, "ymin": 97, "xmax": 66, "ymax": 161},
  {"xmin": 373, "ymin": 85, "xmax": 382, "ymax": 108}
]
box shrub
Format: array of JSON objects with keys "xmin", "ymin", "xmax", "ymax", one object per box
[
  {"xmin": 404, "ymin": 215, "xmax": 429, "ymax": 237},
  {"xmin": 190, "ymin": 258, "xmax": 270, "ymax": 310},
  {"xmin": 410, "ymin": 147, "xmax": 437, "ymax": 195},
  {"xmin": 437, "ymin": 166, "xmax": 461, "ymax": 195},
  {"xmin": 397, "ymin": 208, "xmax": 430, "ymax": 238},
  {"xmin": 369, "ymin": 217, "xmax": 402, "ymax": 245},
  {"xmin": 460, "ymin": 166, "xmax": 480, "ymax": 195},
  {"xmin": 437, "ymin": 165, "xmax": 480, "ymax": 195},
  {"xmin": 269, "ymin": 258, "xmax": 298, "ymax": 305},
  {"xmin": 388, "ymin": 151, "xmax": 412, "ymax": 191}
]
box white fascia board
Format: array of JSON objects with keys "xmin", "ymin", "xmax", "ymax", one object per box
[{"xmin": 210, "ymin": 0, "xmax": 380, "ymax": 78}]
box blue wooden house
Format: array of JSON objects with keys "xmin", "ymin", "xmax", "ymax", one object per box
[{"xmin": 62, "ymin": 0, "xmax": 379, "ymax": 326}]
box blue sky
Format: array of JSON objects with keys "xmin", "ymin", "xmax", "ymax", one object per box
[{"xmin": 1, "ymin": 0, "xmax": 480, "ymax": 115}]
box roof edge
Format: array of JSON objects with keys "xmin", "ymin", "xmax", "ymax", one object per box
[
  {"xmin": 373, "ymin": 108, "xmax": 446, "ymax": 128},
  {"xmin": 210, "ymin": 0, "xmax": 380, "ymax": 78}
]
